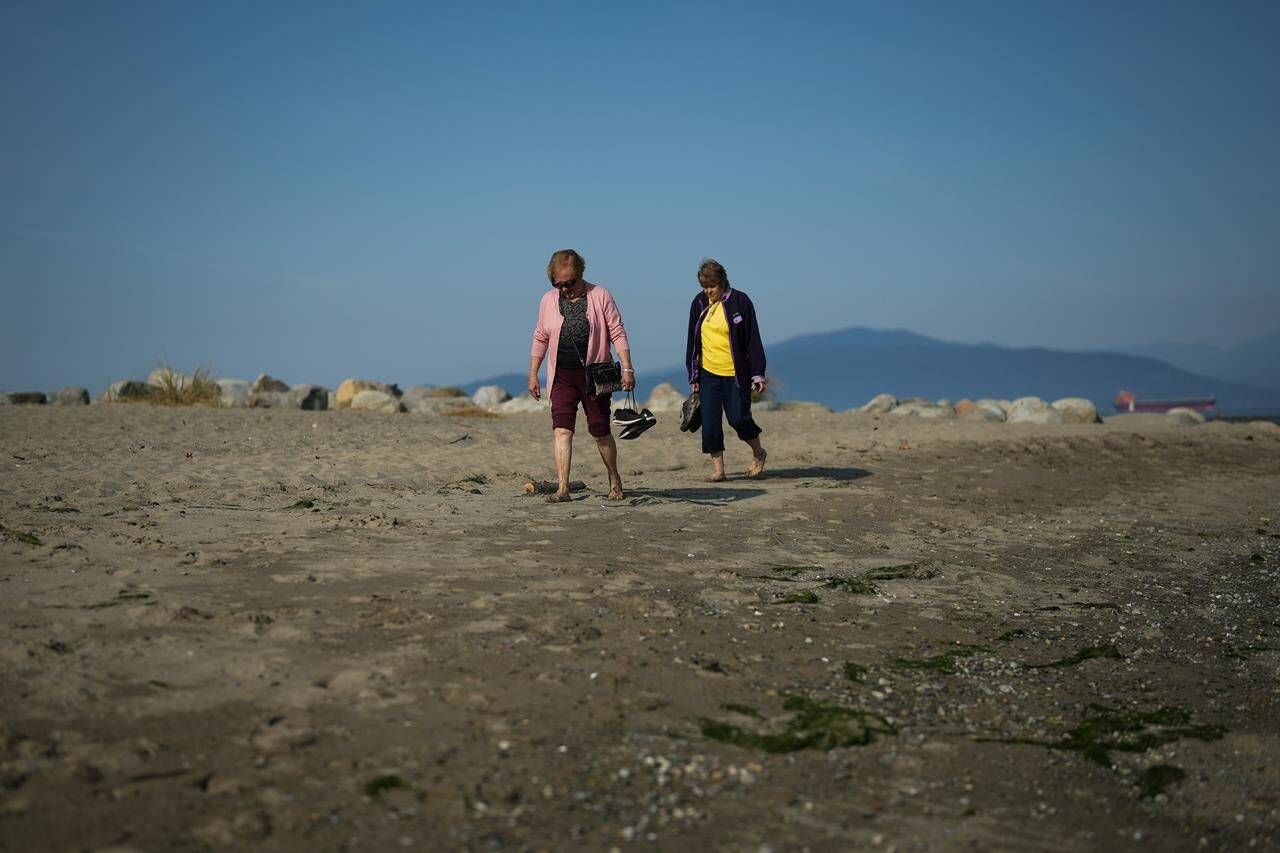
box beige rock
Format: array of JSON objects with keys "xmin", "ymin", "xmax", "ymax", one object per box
[
  {"xmin": 890, "ymin": 401, "xmax": 957, "ymax": 420},
  {"xmin": 1051, "ymin": 397, "xmax": 1101, "ymax": 424},
  {"xmin": 336, "ymin": 379, "xmax": 399, "ymax": 408},
  {"xmin": 1166, "ymin": 407, "xmax": 1206, "ymax": 426},
  {"xmin": 644, "ymin": 382, "xmax": 687, "ymax": 413},
  {"xmin": 859, "ymin": 393, "xmax": 897, "ymax": 414},
  {"xmin": 350, "ymin": 389, "xmax": 404, "ymax": 414}
]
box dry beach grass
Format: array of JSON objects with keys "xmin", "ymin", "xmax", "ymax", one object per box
[{"xmin": 1, "ymin": 405, "xmax": 1278, "ymax": 850}]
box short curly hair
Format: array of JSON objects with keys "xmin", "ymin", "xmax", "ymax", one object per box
[
  {"xmin": 546, "ymin": 249, "xmax": 586, "ymax": 283},
  {"xmin": 697, "ymin": 258, "xmax": 729, "ymax": 290}
]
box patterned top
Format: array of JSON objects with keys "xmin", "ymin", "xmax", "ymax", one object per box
[{"xmin": 557, "ymin": 293, "xmax": 591, "ymax": 368}]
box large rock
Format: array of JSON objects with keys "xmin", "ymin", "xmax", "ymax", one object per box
[
  {"xmin": 350, "ymin": 389, "xmax": 405, "ymax": 414},
  {"xmin": 286, "ymin": 384, "xmax": 329, "ymax": 410},
  {"xmin": 52, "ymin": 387, "xmax": 89, "ymax": 406},
  {"xmin": 775, "ymin": 400, "xmax": 833, "ymax": 413},
  {"xmin": 472, "ymin": 385, "xmax": 512, "ymax": 409},
  {"xmin": 404, "ymin": 396, "xmax": 471, "ymax": 414},
  {"xmin": 859, "ymin": 393, "xmax": 897, "ymax": 414},
  {"xmin": 1006, "ymin": 396, "xmax": 1064, "ymax": 424},
  {"xmin": 1166, "ymin": 407, "xmax": 1206, "ymax": 426},
  {"xmin": 147, "ymin": 367, "xmax": 191, "ymax": 389},
  {"xmin": 248, "ymin": 373, "xmax": 292, "ymax": 408},
  {"xmin": 975, "ymin": 398, "xmax": 1008, "ymax": 417},
  {"xmin": 252, "ymin": 373, "xmax": 291, "ymax": 394},
  {"xmin": 216, "ymin": 379, "xmax": 251, "ymax": 408},
  {"xmin": 953, "ymin": 399, "xmax": 976, "ymax": 417},
  {"xmin": 889, "ymin": 401, "xmax": 957, "ymax": 420},
  {"xmin": 336, "ymin": 379, "xmax": 401, "ymax": 408},
  {"xmin": 498, "ymin": 393, "xmax": 550, "ymax": 413},
  {"xmin": 961, "ymin": 405, "xmax": 1004, "ymax": 423},
  {"xmin": 644, "ymin": 382, "xmax": 688, "ymax": 413},
  {"xmin": 99, "ymin": 380, "xmax": 152, "ymax": 403},
  {"xmin": 1, "ymin": 391, "xmax": 47, "ymax": 405},
  {"xmin": 1052, "ymin": 397, "xmax": 1101, "ymax": 424}
]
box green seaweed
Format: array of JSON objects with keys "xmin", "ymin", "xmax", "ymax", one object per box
[
  {"xmin": 1, "ymin": 525, "xmax": 43, "ymax": 547},
  {"xmin": 843, "ymin": 662, "xmax": 868, "ymax": 683},
  {"xmin": 1136, "ymin": 764, "xmax": 1186, "ymax": 798},
  {"xmin": 891, "ymin": 644, "xmax": 988, "ymax": 673},
  {"xmin": 85, "ymin": 590, "xmax": 152, "ymax": 609},
  {"xmin": 700, "ymin": 693, "xmax": 895, "ymax": 753},
  {"xmin": 285, "ymin": 499, "xmax": 315, "ymax": 509},
  {"xmin": 1223, "ymin": 645, "xmax": 1276, "ymax": 661},
  {"xmin": 365, "ymin": 775, "xmax": 409, "ymax": 797},
  {"xmin": 777, "ymin": 589, "xmax": 819, "ymax": 605},
  {"xmin": 988, "ymin": 703, "xmax": 1226, "ymax": 768},
  {"xmin": 823, "ymin": 577, "xmax": 879, "ymax": 595},
  {"xmin": 721, "ymin": 702, "xmax": 763, "ymax": 720},
  {"xmin": 1025, "ymin": 644, "xmax": 1123, "ymax": 669},
  {"xmin": 862, "ymin": 562, "xmax": 940, "ymax": 581}
]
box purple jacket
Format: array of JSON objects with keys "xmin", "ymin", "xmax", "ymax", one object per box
[{"xmin": 685, "ymin": 287, "xmax": 767, "ymax": 389}]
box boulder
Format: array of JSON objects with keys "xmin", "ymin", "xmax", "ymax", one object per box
[
  {"xmin": 953, "ymin": 399, "xmax": 976, "ymax": 417},
  {"xmin": 936, "ymin": 398, "xmax": 951, "ymax": 408},
  {"xmin": 286, "ymin": 384, "xmax": 329, "ymax": 411},
  {"xmin": 336, "ymin": 379, "xmax": 400, "ymax": 408},
  {"xmin": 248, "ymin": 374, "xmax": 292, "ymax": 407},
  {"xmin": 99, "ymin": 380, "xmax": 152, "ymax": 403},
  {"xmin": 52, "ymin": 387, "xmax": 89, "ymax": 406},
  {"xmin": 147, "ymin": 367, "xmax": 191, "ymax": 389},
  {"xmin": 1006, "ymin": 396, "xmax": 1069, "ymax": 424},
  {"xmin": 403, "ymin": 396, "xmax": 471, "ymax": 415},
  {"xmin": 350, "ymin": 389, "xmax": 404, "ymax": 414},
  {"xmin": 889, "ymin": 401, "xmax": 957, "ymax": 420},
  {"xmin": 498, "ymin": 393, "xmax": 550, "ymax": 413},
  {"xmin": 472, "ymin": 385, "xmax": 512, "ymax": 409},
  {"xmin": 775, "ymin": 400, "xmax": 833, "ymax": 413},
  {"xmin": 1246, "ymin": 420, "xmax": 1280, "ymax": 435},
  {"xmin": 216, "ymin": 379, "xmax": 251, "ymax": 408},
  {"xmin": 859, "ymin": 393, "xmax": 897, "ymax": 414},
  {"xmin": 1010, "ymin": 407, "xmax": 1066, "ymax": 425},
  {"xmin": 961, "ymin": 405, "xmax": 1004, "ymax": 423},
  {"xmin": 252, "ymin": 373, "xmax": 291, "ymax": 394},
  {"xmin": 644, "ymin": 382, "xmax": 688, "ymax": 413},
  {"xmin": 975, "ymin": 398, "xmax": 1008, "ymax": 416},
  {"xmin": 1051, "ymin": 397, "xmax": 1101, "ymax": 424},
  {"xmin": 1, "ymin": 391, "xmax": 47, "ymax": 405},
  {"xmin": 1165, "ymin": 407, "xmax": 1206, "ymax": 426}
]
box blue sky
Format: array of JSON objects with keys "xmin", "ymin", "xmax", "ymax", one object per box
[{"xmin": 3, "ymin": 0, "xmax": 1278, "ymax": 392}]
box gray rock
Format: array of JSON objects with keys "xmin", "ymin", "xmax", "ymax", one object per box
[
  {"xmin": 472, "ymin": 385, "xmax": 512, "ymax": 409},
  {"xmin": 859, "ymin": 393, "xmax": 897, "ymax": 414},
  {"xmin": 498, "ymin": 393, "xmax": 550, "ymax": 414},
  {"xmin": 889, "ymin": 401, "xmax": 957, "ymax": 419},
  {"xmin": 51, "ymin": 387, "xmax": 89, "ymax": 406},
  {"xmin": 1051, "ymin": 397, "xmax": 1101, "ymax": 424},
  {"xmin": 336, "ymin": 379, "xmax": 401, "ymax": 408},
  {"xmin": 1009, "ymin": 407, "xmax": 1067, "ymax": 425},
  {"xmin": 1, "ymin": 391, "xmax": 47, "ymax": 405},
  {"xmin": 975, "ymin": 398, "xmax": 1007, "ymax": 416},
  {"xmin": 350, "ymin": 389, "xmax": 405, "ymax": 413},
  {"xmin": 643, "ymin": 382, "xmax": 687, "ymax": 413},
  {"xmin": 1165, "ymin": 407, "xmax": 1206, "ymax": 426},
  {"xmin": 936, "ymin": 398, "xmax": 951, "ymax": 408},
  {"xmin": 961, "ymin": 405, "xmax": 1005, "ymax": 423},
  {"xmin": 403, "ymin": 396, "xmax": 470, "ymax": 415},
  {"xmin": 286, "ymin": 384, "xmax": 329, "ymax": 410},
  {"xmin": 147, "ymin": 367, "xmax": 191, "ymax": 389},
  {"xmin": 99, "ymin": 380, "xmax": 152, "ymax": 403},
  {"xmin": 252, "ymin": 373, "xmax": 291, "ymax": 394},
  {"xmin": 215, "ymin": 379, "xmax": 251, "ymax": 408}
]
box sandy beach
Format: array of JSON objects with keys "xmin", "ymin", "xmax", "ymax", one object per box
[{"xmin": 1, "ymin": 405, "xmax": 1278, "ymax": 851}]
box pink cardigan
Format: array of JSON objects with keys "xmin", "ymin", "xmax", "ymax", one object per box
[{"xmin": 531, "ymin": 282, "xmax": 631, "ymax": 392}]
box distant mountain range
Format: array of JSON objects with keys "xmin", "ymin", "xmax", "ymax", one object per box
[
  {"xmin": 1116, "ymin": 330, "xmax": 1280, "ymax": 392},
  {"xmin": 463, "ymin": 327, "xmax": 1280, "ymax": 415}
]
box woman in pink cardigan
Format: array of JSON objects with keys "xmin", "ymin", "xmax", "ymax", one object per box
[{"xmin": 529, "ymin": 249, "xmax": 636, "ymax": 503}]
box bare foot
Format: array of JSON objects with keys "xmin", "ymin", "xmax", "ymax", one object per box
[
  {"xmin": 707, "ymin": 471, "xmax": 727, "ymax": 483},
  {"xmin": 545, "ymin": 491, "xmax": 572, "ymax": 503},
  {"xmin": 747, "ymin": 449, "xmax": 768, "ymax": 479},
  {"xmin": 606, "ymin": 487, "xmax": 625, "ymax": 501}
]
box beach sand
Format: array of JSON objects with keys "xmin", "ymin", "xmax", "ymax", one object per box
[{"xmin": 1, "ymin": 405, "xmax": 1278, "ymax": 850}]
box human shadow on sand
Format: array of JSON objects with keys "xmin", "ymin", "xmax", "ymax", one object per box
[
  {"xmin": 621, "ymin": 487, "xmax": 766, "ymax": 506},
  {"xmin": 762, "ymin": 466, "xmax": 873, "ymax": 482}
]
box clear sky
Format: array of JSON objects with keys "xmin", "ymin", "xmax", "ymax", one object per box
[{"xmin": 3, "ymin": 0, "xmax": 1278, "ymax": 392}]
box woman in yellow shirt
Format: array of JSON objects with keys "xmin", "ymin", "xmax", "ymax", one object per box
[{"xmin": 684, "ymin": 259, "xmax": 768, "ymax": 481}]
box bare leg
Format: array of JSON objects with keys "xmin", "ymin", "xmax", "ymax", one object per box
[
  {"xmin": 746, "ymin": 437, "xmax": 768, "ymax": 479},
  {"xmin": 595, "ymin": 434, "xmax": 625, "ymax": 499},
  {"xmin": 708, "ymin": 451, "xmax": 727, "ymax": 482},
  {"xmin": 547, "ymin": 428, "xmax": 574, "ymax": 502}
]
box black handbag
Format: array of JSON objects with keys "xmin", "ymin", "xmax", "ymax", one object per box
[{"xmin": 585, "ymin": 361, "xmax": 624, "ymax": 398}]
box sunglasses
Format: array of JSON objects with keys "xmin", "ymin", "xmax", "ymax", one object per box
[{"xmin": 553, "ymin": 278, "xmax": 579, "ymax": 289}]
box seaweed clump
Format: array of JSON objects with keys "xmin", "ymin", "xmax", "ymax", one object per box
[
  {"xmin": 891, "ymin": 644, "xmax": 988, "ymax": 673},
  {"xmin": 700, "ymin": 694, "xmax": 895, "ymax": 754},
  {"xmin": 1025, "ymin": 644, "xmax": 1123, "ymax": 669}
]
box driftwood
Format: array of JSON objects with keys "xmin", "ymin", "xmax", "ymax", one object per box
[{"xmin": 523, "ymin": 480, "xmax": 587, "ymax": 495}]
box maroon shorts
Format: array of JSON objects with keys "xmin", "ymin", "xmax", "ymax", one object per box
[{"xmin": 551, "ymin": 367, "xmax": 611, "ymax": 437}]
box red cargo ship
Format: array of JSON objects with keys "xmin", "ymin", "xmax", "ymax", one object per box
[{"xmin": 1114, "ymin": 390, "xmax": 1216, "ymax": 414}]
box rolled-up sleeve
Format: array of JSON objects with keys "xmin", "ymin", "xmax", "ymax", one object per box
[{"xmin": 602, "ymin": 290, "xmax": 630, "ymax": 351}]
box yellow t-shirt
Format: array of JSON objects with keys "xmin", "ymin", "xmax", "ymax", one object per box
[{"xmin": 700, "ymin": 300, "xmax": 736, "ymax": 377}]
